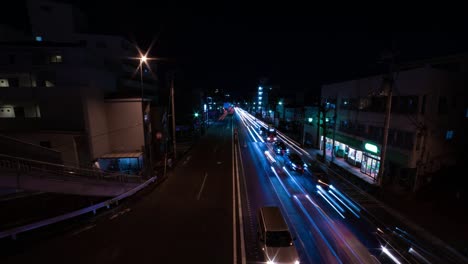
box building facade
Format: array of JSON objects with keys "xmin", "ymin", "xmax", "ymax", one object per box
[
  {"xmin": 321, "ymin": 61, "xmax": 467, "ymax": 190},
  {"xmin": 0, "ymin": 0, "xmax": 160, "ymax": 175}
]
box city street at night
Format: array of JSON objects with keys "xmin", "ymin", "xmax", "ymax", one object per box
[{"xmin": 1, "ymin": 1, "xmax": 468, "ymax": 264}]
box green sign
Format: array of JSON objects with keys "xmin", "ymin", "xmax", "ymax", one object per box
[{"xmin": 364, "ymin": 143, "xmax": 378, "ymax": 154}]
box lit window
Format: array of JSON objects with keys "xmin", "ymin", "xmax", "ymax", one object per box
[
  {"xmin": 446, "ymin": 130, "xmax": 454, "ymax": 140},
  {"xmin": 0, "ymin": 79, "xmax": 9, "ymax": 87},
  {"xmin": 50, "ymin": 55, "xmax": 62, "ymax": 63},
  {"xmin": 45, "ymin": 80, "xmax": 55, "ymax": 87},
  {"xmin": 35, "ymin": 36, "xmax": 43, "ymax": 42},
  {"xmin": 259, "ymin": 102, "xmax": 262, "ymax": 105}
]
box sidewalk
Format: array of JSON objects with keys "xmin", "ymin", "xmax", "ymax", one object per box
[{"xmin": 305, "ymin": 145, "xmax": 468, "ymax": 258}]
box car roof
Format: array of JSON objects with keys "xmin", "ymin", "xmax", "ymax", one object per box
[
  {"xmin": 289, "ymin": 153, "xmax": 302, "ymax": 160},
  {"xmin": 259, "ymin": 206, "xmax": 289, "ymax": 231}
]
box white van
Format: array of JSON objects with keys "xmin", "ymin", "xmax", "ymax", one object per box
[{"xmin": 257, "ymin": 206, "xmax": 300, "ymax": 264}]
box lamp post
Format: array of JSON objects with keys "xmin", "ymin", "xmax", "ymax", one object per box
[{"xmin": 139, "ymin": 55, "xmax": 151, "ymax": 177}]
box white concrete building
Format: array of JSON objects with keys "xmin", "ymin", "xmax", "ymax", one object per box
[
  {"xmin": 321, "ymin": 57, "xmax": 468, "ymax": 190},
  {"xmin": 0, "ymin": 1, "xmax": 159, "ymax": 173}
]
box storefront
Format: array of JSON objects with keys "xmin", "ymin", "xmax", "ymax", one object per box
[
  {"xmin": 347, "ymin": 147, "xmax": 363, "ymax": 167},
  {"xmin": 97, "ymin": 152, "xmax": 143, "ymax": 175},
  {"xmin": 360, "ymin": 153, "xmax": 380, "ymax": 180},
  {"xmin": 320, "ymin": 136, "xmax": 381, "ymax": 180}
]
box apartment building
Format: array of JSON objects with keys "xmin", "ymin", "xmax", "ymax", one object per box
[
  {"xmin": 321, "ymin": 56, "xmax": 468, "ymax": 190},
  {"xmin": 0, "ymin": 1, "xmax": 160, "ymax": 174}
]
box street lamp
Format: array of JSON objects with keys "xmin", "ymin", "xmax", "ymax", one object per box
[{"xmin": 139, "ymin": 55, "xmax": 148, "ymax": 99}]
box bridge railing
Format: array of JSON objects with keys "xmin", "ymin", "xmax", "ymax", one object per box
[{"xmin": 0, "ymin": 154, "xmax": 143, "ymax": 184}]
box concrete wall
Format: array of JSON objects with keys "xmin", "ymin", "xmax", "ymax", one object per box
[
  {"xmin": 106, "ymin": 99, "xmax": 144, "ymax": 153},
  {"xmin": 83, "ymin": 89, "xmax": 110, "ymax": 160},
  {"xmin": 7, "ymin": 132, "xmax": 80, "ymax": 166},
  {"xmin": 0, "ymin": 134, "xmax": 62, "ymax": 163}
]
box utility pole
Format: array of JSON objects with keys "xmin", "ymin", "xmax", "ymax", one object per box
[
  {"xmin": 316, "ymin": 106, "xmax": 321, "ymax": 148},
  {"xmin": 301, "ymin": 107, "xmax": 306, "ymax": 147},
  {"xmin": 378, "ymin": 53, "xmax": 395, "ymax": 186},
  {"xmin": 321, "ymin": 104, "xmax": 328, "ymax": 162},
  {"xmin": 171, "ymin": 75, "xmax": 177, "ymax": 161},
  {"xmin": 331, "ymin": 101, "xmax": 337, "ymax": 162}
]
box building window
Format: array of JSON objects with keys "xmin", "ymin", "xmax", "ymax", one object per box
[
  {"xmin": 0, "ymin": 79, "xmax": 9, "ymax": 87},
  {"xmin": 8, "ymin": 78, "xmax": 19, "ymax": 87},
  {"xmin": 35, "ymin": 36, "xmax": 43, "ymax": 42},
  {"xmin": 446, "ymin": 130, "xmax": 454, "ymax": 140},
  {"xmin": 45, "ymin": 80, "xmax": 55, "ymax": 87},
  {"xmin": 40, "ymin": 141, "xmax": 52, "ymax": 148},
  {"xmin": 50, "ymin": 55, "xmax": 62, "ymax": 63}
]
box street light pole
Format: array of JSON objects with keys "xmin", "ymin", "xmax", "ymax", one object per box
[
  {"xmin": 139, "ymin": 55, "xmax": 150, "ymax": 177},
  {"xmin": 171, "ymin": 75, "xmax": 177, "ymax": 161}
]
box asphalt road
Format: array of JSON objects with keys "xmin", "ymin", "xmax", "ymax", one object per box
[
  {"xmin": 2, "ymin": 109, "xmax": 465, "ymax": 264},
  {"xmin": 234, "ymin": 107, "xmax": 467, "ymax": 264},
  {"xmin": 2, "ymin": 117, "xmax": 235, "ymax": 264}
]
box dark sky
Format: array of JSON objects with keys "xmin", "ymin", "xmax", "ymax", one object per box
[{"xmin": 5, "ymin": 1, "xmax": 468, "ymax": 98}]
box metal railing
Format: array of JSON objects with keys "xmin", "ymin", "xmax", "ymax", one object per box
[
  {"xmin": 0, "ymin": 154, "xmax": 143, "ymax": 184},
  {"xmin": 0, "ymin": 176, "xmax": 156, "ymax": 240}
]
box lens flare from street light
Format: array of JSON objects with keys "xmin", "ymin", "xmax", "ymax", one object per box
[{"xmin": 141, "ymin": 55, "xmax": 147, "ymax": 62}]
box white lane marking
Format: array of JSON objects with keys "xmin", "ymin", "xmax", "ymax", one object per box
[
  {"xmin": 263, "ymin": 160, "xmax": 314, "ymax": 263},
  {"xmin": 109, "ymin": 208, "xmax": 132, "ymax": 220},
  {"xmin": 197, "ymin": 173, "xmax": 208, "ymax": 200},
  {"xmin": 235, "ymin": 140, "xmax": 247, "ymax": 264},
  {"xmin": 71, "ymin": 224, "xmax": 96, "ymax": 236},
  {"xmin": 109, "ymin": 213, "xmax": 119, "ymax": 220},
  {"xmin": 182, "ymin": 155, "xmax": 192, "ymax": 166},
  {"xmin": 232, "ymin": 121, "xmax": 237, "ymax": 264}
]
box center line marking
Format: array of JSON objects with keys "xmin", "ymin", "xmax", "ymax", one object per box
[{"xmin": 196, "ymin": 172, "xmax": 208, "ymax": 200}]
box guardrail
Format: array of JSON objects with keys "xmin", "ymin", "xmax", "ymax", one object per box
[
  {"xmin": 0, "ymin": 154, "xmax": 143, "ymax": 184},
  {"xmin": 0, "ymin": 176, "xmax": 157, "ymax": 240}
]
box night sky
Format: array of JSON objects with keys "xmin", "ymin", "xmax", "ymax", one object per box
[{"xmin": 4, "ymin": 1, "xmax": 468, "ymax": 98}]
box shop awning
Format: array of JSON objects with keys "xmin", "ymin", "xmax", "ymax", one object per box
[
  {"xmin": 99, "ymin": 152, "xmax": 143, "ymax": 159},
  {"xmin": 334, "ymin": 133, "xmax": 364, "ymax": 150}
]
